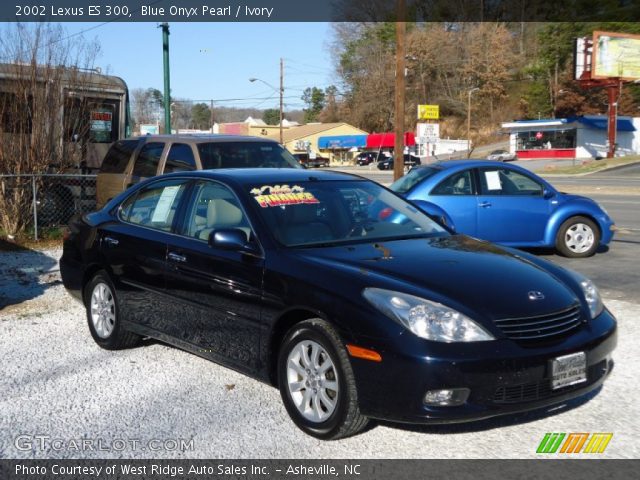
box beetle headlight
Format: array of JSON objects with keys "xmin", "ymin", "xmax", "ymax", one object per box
[{"xmin": 363, "ymin": 288, "xmax": 494, "ymax": 342}]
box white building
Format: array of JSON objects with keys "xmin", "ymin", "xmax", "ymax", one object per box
[{"xmin": 501, "ymin": 115, "xmax": 640, "ymax": 160}]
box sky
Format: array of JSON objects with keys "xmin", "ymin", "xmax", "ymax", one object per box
[{"xmin": 55, "ymin": 22, "xmax": 336, "ymax": 111}]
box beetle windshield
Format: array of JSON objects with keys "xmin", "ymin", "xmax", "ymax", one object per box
[
  {"xmin": 247, "ymin": 180, "xmax": 448, "ymax": 247},
  {"xmin": 390, "ymin": 166, "xmax": 440, "ymax": 194}
]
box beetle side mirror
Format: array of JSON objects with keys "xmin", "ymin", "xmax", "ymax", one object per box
[
  {"xmin": 209, "ymin": 229, "xmax": 260, "ymax": 255},
  {"xmin": 543, "ymin": 188, "xmax": 555, "ymax": 199}
]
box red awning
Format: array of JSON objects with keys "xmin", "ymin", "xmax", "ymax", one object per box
[{"xmin": 366, "ymin": 132, "xmax": 416, "ymax": 149}]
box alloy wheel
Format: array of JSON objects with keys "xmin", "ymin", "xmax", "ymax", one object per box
[{"xmin": 286, "ymin": 340, "xmax": 339, "ymax": 423}]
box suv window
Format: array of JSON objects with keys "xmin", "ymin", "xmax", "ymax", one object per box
[
  {"xmin": 479, "ymin": 168, "xmax": 543, "ymax": 196},
  {"xmin": 132, "ymin": 142, "xmax": 165, "ymax": 177},
  {"xmin": 198, "ymin": 141, "xmax": 301, "ymax": 169},
  {"xmin": 120, "ymin": 179, "xmax": 189, "ymax": 231},
  {"xmin": 432, "ymin": 170, "xmax": 473, "ymax": 195},
  {"xmin": 100, "ymin": 140, "xmax": 138, "ymax": 173},
  {"xmin": 164, "ymin": 143, "xmax": 197, "ymax": 173}
]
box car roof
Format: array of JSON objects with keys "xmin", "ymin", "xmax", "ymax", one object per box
[
  {"xmin": 131, "ymin": 134, "xmax": 279, "ymax": 144},
  {"xmin": 162, "ymin": 168, "xmax": 365, "ymax": 185},
  {"xmin": 421, "ymin": 160, "xmax": 519, "ymax": 170}
]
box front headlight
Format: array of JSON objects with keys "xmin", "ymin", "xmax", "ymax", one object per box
[
  {"xmin": 580, "ymin": 277, "xmax": 604, "ymax": 319},
  {"xmin": 363, "ymin": 288, "xmax": 494, "ymax": 342}
]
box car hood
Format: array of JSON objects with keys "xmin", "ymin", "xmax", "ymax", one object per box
[{"xmin": 295, "ymin": 235, "xmax": 579, "ymax": 321}]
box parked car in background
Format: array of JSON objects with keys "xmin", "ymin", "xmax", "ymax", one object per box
[
  {"xmin": 377, "ymin": 154, "xmax": 421, "ymax": 170},
  {"xmin": 61, "ymin": 168, "xmax": 616, "ymax": 440},
  {"xmin": 96, "ymin": 135, "xmax": 301, "ymax": 208},
  {"xmin": 487, "ymin": 149, "xmax": 517, "ymax": 162},
  {"xmin": 355, "ymin": 151, "xmax": 383, "ymax": 166},
  {"xmin": 390, "ymin": 161, "xmax": 615, "ymax": 257},
  {"xmin": 292, "ymin": 153, "xmax": 330, "ymax": 168}
]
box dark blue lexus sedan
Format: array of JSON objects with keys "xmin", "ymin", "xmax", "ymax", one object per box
[
  {"xmin": 390, "ymin": 161, "xmax": 615, "ymax": 257},
  {"xmin": 61, "ymin": 169, "xmax": 616, "ymax": 439}
]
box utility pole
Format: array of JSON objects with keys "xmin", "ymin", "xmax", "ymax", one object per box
[
  {"xmin": 160, "ymin": 23, "xmax": 171, "ymax": 134},
  {"xmin": 467, "ymin": 87, "xmax": 479, "ymax": 156},
  {"xmin": 210, "ymin": 99, "xmax": 215, "ymax": 133},
  {"xmin": 280, "ymin": 58, "xmax": 284, "ymax": 145},
  {"xmin": 393, "ymin": 0, "xmax": 406, "ymax": 182}
]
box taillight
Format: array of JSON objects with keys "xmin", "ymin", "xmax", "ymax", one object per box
[{"xmin": 62, "ymin": 227, "xmax": 71, "ymax": 242}]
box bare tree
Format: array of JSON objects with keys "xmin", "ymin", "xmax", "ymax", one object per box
[{"xmin": 0, "ymin": 23, "xmax": 101, "ymax": 236}]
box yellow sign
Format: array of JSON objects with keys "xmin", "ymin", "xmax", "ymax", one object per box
[
  {"xmin": 418, "ymin": 104, "xmax": 439, "ymax": 120},
  {"xmin": 593, "ymin": 31, "xmax": 640, "ymax": 80}
]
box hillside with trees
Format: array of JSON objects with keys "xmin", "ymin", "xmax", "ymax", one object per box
[{"xmin": 326, "ymin": 22, "xmax": 640, "ymax": 145}]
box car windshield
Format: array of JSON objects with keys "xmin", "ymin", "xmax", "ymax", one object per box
[
  {"xmin": 389, "ymin": 166, "xmax": 440, "ymax": 194},
  {"xmin": 247, "ymin": 180, "xmax": 448, "ymax": 247},
  {"xmin": 198, "ymin": 141, "xmax": 302, "ymax": 169}
]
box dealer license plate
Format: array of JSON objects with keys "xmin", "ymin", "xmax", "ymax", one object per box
[{"xmin": 551, "ymin": 352, "xmax": 587, "ymax": 390}]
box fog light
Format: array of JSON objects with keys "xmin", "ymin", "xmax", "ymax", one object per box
[{"xmin": 423, "ymin": 388, "xmax": 470, "ymax": 406}]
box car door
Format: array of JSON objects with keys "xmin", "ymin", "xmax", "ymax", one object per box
[
  {"xmin": 475, "ymin": 167, "xmax": 551, "ymax": 244},
  {"xmin": 163, "ymin": 180, "xmax": 265, "ymax": 372},
  {"xmin": 99, "ymin": 178, "xmax": 190, "ymax": 334},
  {"xmin": 427, "ymin": 168, "xmax": 478, "ymax": 235}
]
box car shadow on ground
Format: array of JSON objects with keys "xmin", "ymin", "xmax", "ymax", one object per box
[
  {"xmin": 0, "ymin": 239, "xmax": 59, "ymax": 310},
  {"xmin": 372, "ymin": 386, "xmax": 602, "ymax": 436}
]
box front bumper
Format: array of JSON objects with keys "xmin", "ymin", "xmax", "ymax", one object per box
[{"xmin": 350, "ymin": 308, "xmax": 617, "ymax": 424}]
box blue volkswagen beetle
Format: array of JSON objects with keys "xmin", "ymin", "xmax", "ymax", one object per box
[{"xmin": 390, "ymin": 161, "xmax": 615, "ymax": 257}]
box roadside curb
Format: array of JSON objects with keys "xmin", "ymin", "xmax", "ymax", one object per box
[{"xmin": 539, "ymin": 160, "xmax": 640, "ymax": 177}]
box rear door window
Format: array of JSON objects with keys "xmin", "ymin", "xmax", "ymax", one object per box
[
  {"xmin": 164, "ymin": 143, "xmax": 197, "ymax": 173},
  {"xmin": 119, "ymin": 179, "xmax": 189, "ymax": 232},
  {"xmin": 132, "ymin": 142, "xmax": 165, "ymax": 178},
  {"xmin": 100, "ymin": 140, "xmax": 138, "ymax": 173}
]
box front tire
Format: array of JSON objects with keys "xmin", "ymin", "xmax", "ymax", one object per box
[
  {"xmin": 84, "ymin": 271, "xmax": 141, "ymax": 350},
  {"xmin": 278, "ymin": 319, "xmax": 369, "ymax": 440},
  {"xmin": 555, "ymin": 216, "xmax": 600, "ymax": 258}
]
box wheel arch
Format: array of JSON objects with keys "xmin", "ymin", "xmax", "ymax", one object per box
[
  {"xmin": 267, "ymin": 307, "xmax": 334, "ymax": 387},
  {"xmin": 544, "ymin": 210, "xmax": 603, "ymax": 246}
]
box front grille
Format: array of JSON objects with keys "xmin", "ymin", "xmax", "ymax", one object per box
[
  {"xmin": 494, "ymin": 305, "xmax": 583, "ymax": 341},
  {"xmin": 493, "ymin": 360, "xmax": 609, "ymax": 404}
]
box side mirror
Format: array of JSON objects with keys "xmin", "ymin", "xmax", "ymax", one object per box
[
  {"xmin": 543, "ymin": 188, "xmax": 555, "ymax": 199},
  {"xmin": 209, "ymin": 228, "xmax": 260, "ymax": 255}
]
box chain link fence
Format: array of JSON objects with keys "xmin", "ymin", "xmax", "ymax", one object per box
[{"xmin": 0, "ymin": 174, "xmax": 97, "ymax": 240}]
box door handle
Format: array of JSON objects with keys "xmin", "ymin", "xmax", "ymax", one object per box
[
  {"xmin": 479, "ymin": 201, "xmax": 492, "ymax": 208},
  {"xmin": 103, "ymin": 236, "xmax": 119, "ymax": 246},
  {"xmin": 168, "ymin": 252, "xmax": 187, "ymax": 263}
]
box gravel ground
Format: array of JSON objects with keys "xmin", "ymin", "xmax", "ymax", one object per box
[{"xmin": 0, "ymin": 248, "xmax": 638, "ymax": 459}]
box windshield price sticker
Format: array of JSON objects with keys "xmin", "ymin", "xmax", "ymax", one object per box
[{"xmin": 250, "ymin": 185, "xmax": 320, "ymax": 208}]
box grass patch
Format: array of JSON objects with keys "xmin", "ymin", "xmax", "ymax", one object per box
[{"xmin": 542, "ymin": 156, "xmax": 640, "ymax": 175}]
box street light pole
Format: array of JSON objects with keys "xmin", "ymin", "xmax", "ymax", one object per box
[
  {"xmin": 467, "ymin": 87, "xmax": 480, "ymax": 157},
  {"xmin": 249, "ymin": 66, "xmax": 284, "ymax": 145},
  {"xmin": 160, "ymin": 23, "xmax": 171, "ymax": 135},
  {"xmin": 279, "ymin": 58, "xmax": 284, "ymax": 145}
]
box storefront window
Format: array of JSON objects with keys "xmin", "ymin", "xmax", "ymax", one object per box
[{"xmin": 516, "ymin": 129, "xmax": 576, "ymax": 150}]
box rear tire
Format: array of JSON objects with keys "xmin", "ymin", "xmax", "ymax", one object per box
[
  {"xmin": 278, "ymin": 319, "xmax": 369, "ymax": 440},
  {"xmin": 84, "ymin": 271, "xmax": 141, "ymax": 350},
  {"xmin": 555, "ymin": 216, "xmax": 600, "ymax": 258}
]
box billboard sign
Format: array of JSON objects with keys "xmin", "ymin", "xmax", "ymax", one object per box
[
  {"xmin": 592, "ymin": 31, "xmax": 640, "ymax": 80},
  {"xmin": 140, "ymin": 124, "xmax": 159, "ymax": 135},
  {"xmin": 417, "ymin": 104, "xmax": 439, "ymax": 120}
]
